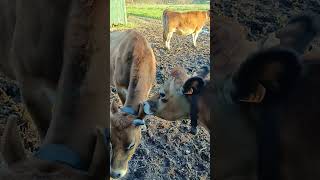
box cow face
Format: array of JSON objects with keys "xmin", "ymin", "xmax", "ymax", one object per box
[
  {"xmin": 145, "ymin": 66, "xmax": 209, "ymax": 121},
  {"xmin": 110, "ymin": 101, "xmax": 145, "ymax": 179},
  {"xmin": 0, "ymin": 116, "xmax": 108, "ymax": 180},
  {"xmin": 145, "ymin": 67, "xmax": 191, "ymax": 121}
]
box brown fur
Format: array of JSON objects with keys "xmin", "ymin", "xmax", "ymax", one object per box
[
  {"xmin": 162, "ymin": 9, "xmax": 209, "ymax": 50},
  {"xmin": 146, "ymin": 14, "xmax": 320, "ymax": 180},
  {"xmin": 0, "ymin": 0, "xmax": 109, "ymax": 179},
  {"xmin": 110, "ymin": 30, "xmax": 156, "ymax": 179}
]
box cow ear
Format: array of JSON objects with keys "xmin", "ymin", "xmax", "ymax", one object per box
[
  {"xmin": 0, "ymin": 115, "xmax": 26, "ymax": 166},
  {"xmin": 193, "ymin": 65, "xmax": 210, "ymax": 79},
  {"xmin": 110, "ymin": 100, "xmax": 119, "ymax": 114},
  {"xmin": 182, "ymin": 77, "xmax": 205, "ymax": 95},
  {"xmin": 232, "ymin": 48, "xmax": 302, "ymax": 103},
  {"xmin": 170, "ymin": 66, "xmax": 188, "ymax": 85}
]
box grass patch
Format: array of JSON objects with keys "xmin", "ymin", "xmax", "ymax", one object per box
[
  {"xmin": 111, "ymin": 22, "xmax": 136, "ymax": 31},
  {"xmin": 127, "ymin": 4, "xmax": 209, "ymax": 19}
]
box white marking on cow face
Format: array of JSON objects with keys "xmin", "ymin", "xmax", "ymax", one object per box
[{"xmin": 110, "ymin": 109, "xmax": 142, "ymax": 179}]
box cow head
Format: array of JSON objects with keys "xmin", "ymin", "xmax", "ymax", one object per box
[
  {"xmin": 219, "ymin": 48, "xmax": 301, "ymax": 104},
  {"xmin": 144, "ymin": 66, "xmax": 209, "ymax": 121},
  {"xmin": 110, "ymin": 100, "xmax": 146, "ymax": 179},
  {"xmin": 0, "ymin": 115, "xmax": 108, "ymax": 180},
  {"xmin": 212, "ymin": 46, "xmax": 306, "ymax": 179}
]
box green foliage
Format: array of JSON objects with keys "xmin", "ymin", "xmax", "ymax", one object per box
[
  {"xmin": 111, "ymin": 22, "xmax": 136, "ymax": 31},
  {"xmin": 127, "ymin": 4, "xmax": 209, "ymax": 19}
]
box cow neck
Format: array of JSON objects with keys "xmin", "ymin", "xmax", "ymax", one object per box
[
  {"xmin": 256, "ymin": 105, "xmax": 281, "ymax": 180},
  {"xmin": 123, "ymin": 88, "xmax": 147, "ymax": 114},
  {"xmin": 41, "ymin": 0, "xmax": 108, "ymax": 172}
]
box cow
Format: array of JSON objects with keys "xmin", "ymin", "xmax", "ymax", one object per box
[
  {"xmin": 162, "ymin": 9, "xmax": 209, "ymax": 50},
  {"xmin": 0, "ymin": 0, "xmax": 109, "ymax": 179},
  {"xmin": 144, "ymin": 66, "xmax": 210, "ymax": 134},
  {"xmin": 144, "ymin": 14, "xmax": 320, "ymax": 180},
  {"xmin": 110, "ymin": 30, "xmax": 156, "ymax": 179}
]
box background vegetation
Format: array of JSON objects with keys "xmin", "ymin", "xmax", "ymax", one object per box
[{"xmin": 127, "ymin": 4, "xmax": 209, "ymax": 19}]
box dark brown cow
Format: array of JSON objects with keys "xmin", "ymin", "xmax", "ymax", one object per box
[
  {"xmin": 0, "ymin": 0, "xmax": 109, "ymax": 179},
  {"xmin": 162, "ymin": 9, "xmax": 209, "ymax": 50},
  {"xmin": 110, "ymin": 30, "xmax": 156, "ymax": 179},
  {"xmin": 145, "ymin": 14, "xmax": 320, "ymax": 180}
]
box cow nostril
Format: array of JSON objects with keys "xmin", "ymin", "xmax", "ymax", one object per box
[
  {"xmin": 111, "ymin": 172, "xmax": 121, "ymax": 179},
  {"xmin": 159, "ymin": 92, "xmax": 166, "ymax": 98}
]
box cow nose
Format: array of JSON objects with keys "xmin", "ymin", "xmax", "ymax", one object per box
[
  {"xmin": 147, "ymin": 100, "xmax": 157, "ymax": 109},
  {"xmin": 110, "ymin": 171, "xmax": 121, "ymax": 179},
  {"xmin": 144, "ymin": 101, "xmax": 156, "ymax": 115}
]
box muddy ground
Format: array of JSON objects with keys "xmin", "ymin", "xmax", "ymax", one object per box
[
  {"xmin": 111, "ymin": 16, "xmax": 211, "ymax": 180},
  {"xmin": 213, "ymin": 0, "xmax": 320, "ymax": 44}
]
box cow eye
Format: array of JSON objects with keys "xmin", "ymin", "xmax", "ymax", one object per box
[
  {"xmin": 161, "ymin": 98, "xmax": 168, "ymax": 103},
  {"xmin": 126, "ymin": 143, "xmax": 135, "ymax": 150}
]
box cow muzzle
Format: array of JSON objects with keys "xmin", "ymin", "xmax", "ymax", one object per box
[
  {"xmin": 143, "ymin": 101, "xmax": 156, "ymax": 115},
  {"xmin": 110, "ymin": 168, "xmax": 127, "ymax": 179}
]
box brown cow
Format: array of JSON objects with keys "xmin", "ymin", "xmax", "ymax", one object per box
[
  {"xmin": 144, "ymin": 66, "xmax": 210, "ymax": 134},
  {"xmin": 110, "ymin": 30, "xmax": 156, "ymax": 179},
  {"xmin": 145, "ymin": 14, "xmax": 320, "ymax": 180},
  {"xmin": 0, "ymin": 0, "xmax": 109, "ymax": 179},
  {"xmin": 162, "ymin": 9, "xmax": 209, "ymax": 50}
]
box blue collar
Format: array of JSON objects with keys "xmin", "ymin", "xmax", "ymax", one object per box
[
  {"xmin": 34, "ymin": 144, "xmax": 88, "ymax": 172},
  {"xmin": 120, "ymin": 106, "xmax": 137, "ymax": 115}
]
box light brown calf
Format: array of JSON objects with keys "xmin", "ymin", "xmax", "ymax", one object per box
[
  {"xmin": 0, "ymin": 0, "xmax": 109, "ymax": 179},
  {"xmin": 162, "ymin": 9, "xmax": 209, "ymax": 50},
  {"xmin": 110, "ymin": 30, "xmax": 156, "ymax": 179}
]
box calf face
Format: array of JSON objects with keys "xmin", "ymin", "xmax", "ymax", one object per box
[
  {"xmin": 110, "ymin": 101, "xmax": 146, "ymax": 179},
  {"xmin": 145, "ymin": 66, "xmax": 209, "ymax": 122}
]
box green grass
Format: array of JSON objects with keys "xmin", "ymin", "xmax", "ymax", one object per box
[
  {"xmin": 111, "ymin": 22, "xmax": 136, "ymax": 31},
  {"xmin": 127, "ymin": 4, "xmax": 209, "ymax": 20}
]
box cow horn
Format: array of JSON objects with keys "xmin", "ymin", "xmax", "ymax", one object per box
[{"xmin": 132, "ymin": 119, "xmax": 145, "ymax": 126}]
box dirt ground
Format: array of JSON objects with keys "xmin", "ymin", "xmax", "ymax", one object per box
[{"xmin": 111, "ymin": 16, "xmax": 211, "ymax": 180}]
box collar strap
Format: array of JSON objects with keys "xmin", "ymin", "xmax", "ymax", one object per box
[
  {"xmin": 120, "ymin": 106, "xmax": 137, "ymax": 115},
  {"xmin": 183, "ymin": 93, "xmax": 199, "ymax": 133},
  {"xmin": 189, "ymin": 95, "xmax": 199, "ymax": 128},
  {"xmin": 34, "ymin": 144, "xmax": 88, "ymax": 171}
]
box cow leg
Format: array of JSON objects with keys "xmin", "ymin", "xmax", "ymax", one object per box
[
  {"xmin": 20, "ymin": 78, "xmax": 55, "ymax": 141},
  {"xmin": 193, "ymin": 31, "xmax": 200, "ymax": 47},
  {"xmin": 166, "ymin": 32, "xmax": 173, "ymax": 50},
  {"xmin": 192, "ymin": 33, "xmax": 196, "ymax": 47},
  {"xmin": 163, "ymin": 31, "xmax": 168, "ymax": 47}
]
